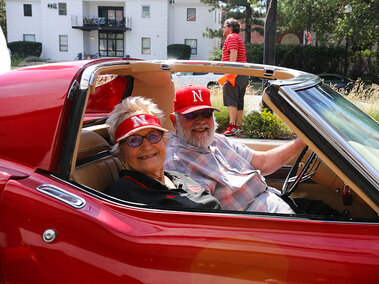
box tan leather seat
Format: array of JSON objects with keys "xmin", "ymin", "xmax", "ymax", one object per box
[{"xmin": 73, "ymin": 130, "xmax": 123, "ymax": 192}]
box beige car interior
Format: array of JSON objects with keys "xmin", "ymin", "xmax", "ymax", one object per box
[
  {"xmin": 69, "ymin": 61, "xmax": 378, "ymax": 219},
  {"xmin": 73, "ymin": 130, "xmax": 123, "ymax": 192}
]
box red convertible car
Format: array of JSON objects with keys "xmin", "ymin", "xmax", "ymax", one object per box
[{"xmin": 0, "ymin": 59, "xmax": 378, "ymax": 283}]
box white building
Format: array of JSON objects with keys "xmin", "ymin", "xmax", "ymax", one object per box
[{"xmin": 6, "ymin": 0, "xmax": 222, "ymax": 61}]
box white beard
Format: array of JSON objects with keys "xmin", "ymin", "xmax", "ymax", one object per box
[{"xmin": 176, "ymin": 116, "xmax": 217, "ymax": 148}]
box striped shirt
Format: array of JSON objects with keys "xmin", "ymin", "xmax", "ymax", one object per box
[
  {"xmin": 221, "ymin": 33, "xmax": 247, "ymax": 63},
  {"xmin": 164, "ymin": 133, "xmax": 269, "ymax": 211}
]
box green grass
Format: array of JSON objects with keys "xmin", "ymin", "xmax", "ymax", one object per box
[
  {"xmin": 209, "ymin": 87, "xmax": 230, "ymax": 132},
  {"xmin": 345, "ymin": 81, "xmax": 379, "ymax": 122},
  {"xmin": 210, "ymin": 86, "xmax": 293, "ymax": 138},
  {"xmin": 211, "ymin": 81, "xmax": 379, "ymax": 139}
]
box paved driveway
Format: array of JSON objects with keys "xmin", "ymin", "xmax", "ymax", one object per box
[{"xmin": 245, "ymin": 95, "xmax": 262, "ymax": 112}]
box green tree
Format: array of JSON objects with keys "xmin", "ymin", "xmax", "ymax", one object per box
[
  {"xmin": 333, "ymin": 0, "xmax": 378, "ymax": 52},
  {"xmin": 277, "ymin": 0, "xmax": 339, "ymax": 45},
  {"xmin": 201, "ymin": 0, "xmax": 265, "ymax": 43},
  {"xmin": 277, "ymin": 0, "xmax": 378, "ymax": 52},
  {"xmin": 0, "ymin": 0, "xmax": 6, "ymax": 39}
]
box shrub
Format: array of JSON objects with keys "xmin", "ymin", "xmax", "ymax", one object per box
[
  {"xmin": 208, "ymin": 47, "xmax": 222, "ymax": 61},
  {"xmin": 245, "ymin": 43, "xmax": 264, "ymax": 64},
  {"xmin": 275, "ymin": 44, "xmax": 346, "ymax": 75},
  {"xmin": 210, "ymin": 43, "xmax": 350, "ymax": 75},
  {"xmin": 241, "ymin": 109, "xmax": 294, "ymax": 139},
  {"xmin": 214, "ymin": 107, "xmax": 230, "ymax": 132},
  {"xmin": 167, "ymin": 44, "xmax": 191, "ymax": 60},
  {"xmin": 24, "ymin": 56, "xmax": 44, "ymax": 63},
  {"xmin": 8, "ymin": 41, "xmax": 42, "ymax": 58},
  {"xmin": 11, "ymin": 56, "xmax": 22, "ymax": 66},
  {"xmin": 210, "ymin": 87, "xmax": 294, "ymax": 137}
]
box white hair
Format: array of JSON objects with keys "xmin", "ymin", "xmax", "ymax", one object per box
[
  {"xmin": 107, "ymin": 96, "xmax": 165, "ymax": 156},
  {"xmin": 174, "ymin": 112, "xmax": 218, "ymax": 148}
]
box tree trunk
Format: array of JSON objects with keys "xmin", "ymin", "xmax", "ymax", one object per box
[
  {"xmin": 264, "ymin": 0, "xmax": 277, "ymax": 65},
  {"xmin": 262, "ymin": 0, "xmax": 277, "ymax": 113},
  {"xmin": 245, "ymin": 4, "xmax": 252, "ymax": 43}
]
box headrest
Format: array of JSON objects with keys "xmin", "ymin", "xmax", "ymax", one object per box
[{"xmin": 77, "ymin": 130, "xmax": 111, "ymax": 160}]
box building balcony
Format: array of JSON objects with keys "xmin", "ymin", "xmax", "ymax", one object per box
[{"xmin": 71, "ymin": 15, "xmax": 132, "ymax": 31}]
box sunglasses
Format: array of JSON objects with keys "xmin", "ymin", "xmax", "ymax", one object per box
[
  {"xmin": 123, "ymin": 131, "xmax": 164, "ymax": 147},
  {"xmin": 183, "ymin": 109, "xmax": 214, "ymax": 120}
]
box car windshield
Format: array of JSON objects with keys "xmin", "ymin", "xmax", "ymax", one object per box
[{"xmin": 296, "ymin": 85, "xmax": 379, "ymax": 172}]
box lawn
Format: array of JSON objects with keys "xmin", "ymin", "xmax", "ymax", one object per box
[
  {"xmin": 210, "ymin": 81, "xmax": 379, "ymax": 139},
  {"xmin": 345, "ymin": 82, "xmax": 379, "ymax": 122}
]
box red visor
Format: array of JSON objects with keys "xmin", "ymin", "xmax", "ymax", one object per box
[{"xmin": 115, "ymin": 114, "xmax": 168, "ymax": 143}]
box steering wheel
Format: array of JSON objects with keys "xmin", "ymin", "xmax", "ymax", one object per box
[{"xmin": 281, "ymin": 146, "xmax": 320, "ymax": 197}]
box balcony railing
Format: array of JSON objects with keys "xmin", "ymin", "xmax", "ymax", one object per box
[{"xmin": 71, "ymin": 15, "xmax": 132, "ymax": 31}]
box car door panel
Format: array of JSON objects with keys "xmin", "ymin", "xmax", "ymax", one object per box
[{"xmin": 1, "ymin": 172, "xmax": 378, "ymax": 283}]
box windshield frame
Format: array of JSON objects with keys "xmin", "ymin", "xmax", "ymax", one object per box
[{"xmin": 265, "ymin": 81, "xmax": 379, "ymax": 209}]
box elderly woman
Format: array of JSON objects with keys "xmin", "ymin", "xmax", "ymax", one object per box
[{"xmin": 104, "ymin": 96, "xmax": 220, "ymax": 209}]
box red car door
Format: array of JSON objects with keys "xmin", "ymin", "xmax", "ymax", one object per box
[{"xmin": 1, "ymin": 170, "xmax": 378, "ymax": 283}]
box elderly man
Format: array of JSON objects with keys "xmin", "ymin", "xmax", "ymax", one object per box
[{"xmin": 164, "ymin": 85, "xmax": 306, "ymax": 213}]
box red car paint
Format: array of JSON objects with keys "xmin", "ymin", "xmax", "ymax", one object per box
[
  {"xmin": 2, "ymin": 171, "xmax": 378, "ymax": 283},
  {"xmin": 0, "ymin": 59, "xmax": 378, "ymax": 283}
]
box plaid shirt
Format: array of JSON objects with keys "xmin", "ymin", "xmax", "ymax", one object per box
[{"xmin": 164, "ymin": 133, "xmax": 269, "ymax": 211}]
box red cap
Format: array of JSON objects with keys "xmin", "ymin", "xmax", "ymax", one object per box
[
  {"xmin": 115, "ymin": 114, "xmax": 168, "ymax": 143},
  {"xmin": 174, "ymin": 85, "xmax": 220, "ymax": 114}
]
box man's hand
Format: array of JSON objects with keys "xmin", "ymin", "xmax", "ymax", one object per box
[{"xmin": 250, "ymin": 138, "xmax": 306, "ymax": 176}]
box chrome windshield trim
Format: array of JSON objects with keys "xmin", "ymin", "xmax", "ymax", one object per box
[
  {"xmin": 79, "ymin": 60, "xmax": 131, "ymax": 89},
  {"xmin": 279, "ymin": 84, "xmax": 379, "ymax": 189},
  {"xmin": 159, "ymin": 59, "xmax": 305, "ymax": 76},
  {"xmin": 36, "ymin": 184, "xmax": 86, "ymax": 209},
  {"xmin": 79, "ymin": 59, "xmax": 311, "ymax": 90},
  {"xmin": 80, "ymin": 64, "xmax": 97, "ymax": 89}
]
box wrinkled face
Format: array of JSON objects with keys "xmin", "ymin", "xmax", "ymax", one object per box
[
  {"xmin": 175, "ymin": 110, "xmax": 216, "ymax": 148},
  {"xmin": 120, "ymin": 128, "xmax": 166, "ymax": 175}
]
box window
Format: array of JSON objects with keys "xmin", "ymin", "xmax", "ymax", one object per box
[
  {"xmin": 59, "ymin": 35, "xmax": 68, "ymax": 52},
  {"xmin": 187, "ymin": 8, "xmax": 196, "ymax": 21},
  {"xmin": 215, "ymin": 10, "xmax": 220, "ymax": 23},
  {"xmin": 142, "ymin": 6, "xmax": 150, "ymax": 18},
  {"xmin": 58, "ymin": 3, "xmax": 67, "ymax": 16},
  {"xmin": 185, "ymin": 39, "xmax": 197, "ymax": 55},
  {"xmin": 99, "ymin": 6, "xmax": 124, "ymax": 28},
  {"xmin": 99, "ymin": 32, "xmax": 124, "ymax": 57},
  {"xmin": 141, "ymin": 38, "xmax": 151, "ymax": 54},
  {"xmin": 23, "ymin": 34, "xmax": 36, "ymax": 42},
  {"xmin": 24, "ymin": 4, "xmax": 32, "ymax": 17}
]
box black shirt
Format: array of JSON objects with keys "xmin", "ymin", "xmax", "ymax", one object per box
[{"xmin": 104, "ymin": 170, "xmax": 221, "ymax": 210}]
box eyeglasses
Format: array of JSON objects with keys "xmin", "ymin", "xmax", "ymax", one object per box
[
  {"xmin": 123, "ymin": 131, "xmax": 164, "ymax": 147},
  {"xmin": 183, "ymin": 109, "xmax": 214, "ymax": 120}
]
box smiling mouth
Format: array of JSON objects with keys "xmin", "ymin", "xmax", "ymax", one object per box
[
  {"xmin": 192, "ymin": 127, "xmax": 208, "ymax": 132},
  {"xmin": 139, "ymin": 153, "xmax": 157, "ymax": 160}
]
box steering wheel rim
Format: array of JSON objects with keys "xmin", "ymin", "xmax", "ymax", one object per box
[{"xmin": 281, "ymin": 146, "xmax": 320, "ymax": 197}]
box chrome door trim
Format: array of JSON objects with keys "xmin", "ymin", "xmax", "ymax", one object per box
[{"xmin": 36, "ymin": 184, "xmax": 86, "ymax": 209}]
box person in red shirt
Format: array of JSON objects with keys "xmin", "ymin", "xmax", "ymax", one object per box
[{"xmin": 221, "ymin": 18, "xmax": 249, "ymax": 136}]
